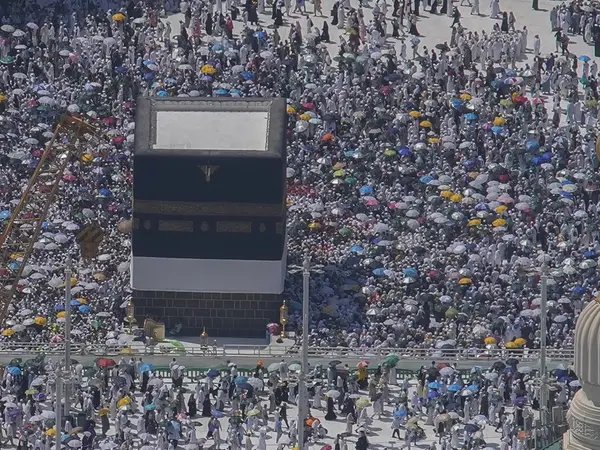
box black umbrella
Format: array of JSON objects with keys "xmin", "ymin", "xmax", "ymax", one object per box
[
  {"xmin": 329, "ymin": 360, "xmax": 342, "ymax": 367},
  {"xmin": 491, "ymin": 361, "xmax": 506, "ymax": 370},
  {"xmin": 506, "ymin": 358, "xmax": 519, "ymax": 366},
  {"xmin": 435, "ymin": 43, "xmax": 449, "ymax": 51}
]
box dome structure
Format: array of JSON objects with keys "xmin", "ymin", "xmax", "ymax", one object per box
[{"xmin": 564, "ymin": 298, "xmax": 600, "ymax": 450}]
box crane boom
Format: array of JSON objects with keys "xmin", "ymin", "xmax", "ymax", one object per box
[{"xmin": 0, "ymin": 116, "xmax": 101, "ymax": 325}]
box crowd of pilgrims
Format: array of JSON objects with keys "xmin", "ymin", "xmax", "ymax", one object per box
[
  {"xmin": 0, "ymin": 0, "xmax": 597, "ymax": 360},
  {"xmin": 0, "ymin": 353, "xmax": 580, "ymax": 449}
]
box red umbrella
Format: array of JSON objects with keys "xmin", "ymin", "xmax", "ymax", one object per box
[
  {"xmin": 112, "ymin": 136, "xmax": 125, "ymax": 145},
  {"xmin": 302, "ymin": 102, "xmax": 315, "ymax": 109},
  {"xmin": 96, "ymin": 358, "xmax": 117, "ymax": 368},
  {"xmin": 514, "ymin": 96, "xmax": 527, "ymax": 104}
]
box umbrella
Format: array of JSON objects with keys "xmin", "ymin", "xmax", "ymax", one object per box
[
  {"xmin": 325, "ymin": 390, "xmax": 341, "ymax": 398},
  {"xmin": 383, "ymin": 354, "xmax": 400, "ymax": 367},
  {"xmin": 267, "ymin": 363, "xmax": 281, "ymax": 373}
]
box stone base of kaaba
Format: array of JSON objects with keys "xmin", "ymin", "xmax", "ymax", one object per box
[{"xmin": 132, "ymin": 290, "xmax": 281, "ymax": 338}]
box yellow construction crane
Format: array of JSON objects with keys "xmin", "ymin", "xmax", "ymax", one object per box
[{"xmin": 0, "ymin": 115, "xmax": 103, "ymax": 325}]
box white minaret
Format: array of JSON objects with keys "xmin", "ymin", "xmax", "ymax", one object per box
[{"xmin": 564, "ymin": 298, "xmax": 600, "ymax": 450}]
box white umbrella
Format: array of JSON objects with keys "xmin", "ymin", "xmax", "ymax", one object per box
[{"xmin": 325, "ymin": 390, "xmax": 341, "ymax": 398}]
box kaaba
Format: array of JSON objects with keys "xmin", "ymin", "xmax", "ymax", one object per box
[{"xmin": 130, "ymin": 97, "xmax": 288, "ymax": 337}]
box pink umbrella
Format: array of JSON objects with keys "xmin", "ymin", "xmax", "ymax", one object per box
[{"xmin": 366, "ymin": 199, "xmax": 379, "ymax": 206}]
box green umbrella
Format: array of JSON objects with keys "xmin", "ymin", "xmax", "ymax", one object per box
[
  {"xmin": 339, "ymin": 227, "xmax": 352, "ymax": 236},
  {"xmin": 345, "ymin": 177, "xmax": 357, "ymax": 184},
  {"xmin": 445, "ymin": 307, "xmax": 458, "ymax": 319},
  {"xmin": 383, "ymin": 354, "xmax": 400, "ymax": 367},
  {"xmin": 9, "ymin": 358, "xmax": 22, "ymax": 367},
  {"xmin": 0, "ymin": 56, "xmax": 15, "ymax": 64}
]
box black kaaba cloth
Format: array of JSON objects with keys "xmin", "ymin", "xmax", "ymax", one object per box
[{"xmin": 132, "ymin": 97, "xmax": 287, "ymax": 261}]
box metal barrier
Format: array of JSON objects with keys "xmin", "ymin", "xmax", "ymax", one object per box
[{"xmin": 0, "ymin": 342, "xmax": 575, "ymax": 362}]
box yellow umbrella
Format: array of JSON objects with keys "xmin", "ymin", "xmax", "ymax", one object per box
[
  {"xmin": 1, "ymin": 329, "xmax": 14, "ymax": 336},
  {"xmin": 440, "ymin": 190, "xmax": 454, "ymax": 198},
  {"xmin": 286, "ymin": 106, "xmax": 296, "ymax": 114},
  {"xmin": 299, "ymin": 113, "xmax": 311, "ymax": 121},
  {"xmin": 499, "ymin": 99, "xmax": 513, "ymax": 106},
  {"xmin": 492, "ymin": 218, "xmax": 507, "ymax": 227},
  {"xmin": 120, "ymin": 347, "xmax": 133, "ymax": 354},
  {"xmin": 428, "ymin": 137, "xmax": 440, "ymax": 144},
  {"xmin": 356, "ymin": 398, "xmax": 371, "ymax": 408},
  {"xmin": 112, "ymin": 12, "xmax": 126, "ymax": 21},
  {"xmin": 58, "ymin": 277, "xmax": 78, "ymax": 288},
  {"xmin": 57, "ymin": 311, "xmax": 66, "ymax": 318},
  {"xmin": 9, "ymin": 252, "xmax": 23, "ymax": 260},
  {"xmin": 468, "ymin": 219, "xmax": 482, "ymax": 227},
  {"xmin": 514, "ymin": 337, "xmax": 527, "ymax": 346},
  {"xmin": 458, "ymin": 277, "xmax": 472, "ymax": 285},
  {"xmin": 419, "ymin": 120, "xmax": 432, "ymax": 128},
  {"xmin": 450, "ymin": 193, "xmax": 463, "ymax": 203},
  {"xmin": 117, "ymin": 397, "xmax": 131, "ymax": 408},
  {"xmin": 333, "ymin": 169, "xmax": 346, "ymax": 177},
  {"xmin": 484, "ymin": 337, "xmax": 497, "ymax": 345},
  {"xmin": 0, "ymin": 94, "xmax": 6, "ymax": 102},
  {"xmin": 34, "ymin": 317, "xmax": 47, "ymax": 326},
  {"xmin": 467, "ymin": 172, "xmax": 479, "ymax": 179},
  {"xmin": 493, "ymin": 117, "xmax": 505, "ymax": 126},
  {"xmin": 93, "ymin": 273, "xmax": 106, "ymax": 281},
  {"xmin": 200, "ymin": 64, "xmax": 217, "ymax": 75},
  {"xmin": 76, "ymin": 298, "xmax": 88, "ymax": 304},
  {"xmin": 81, "ymin": 154, "xmax": 94, "ymax": 163},
  {"xmin": 247, "ymin": 409, "xmax": 261, "ymax": 417},
  {"xmin": 505, "ymin": 342, "xmax": 517, "ymax": 349},
  {"xmin": 308, "ymin": 222, "xmax": 321, "ymax": 229},
  {"xmin": 409, "ymin": 110, "xmax": 421, "ymax": 118},
  {"xmin": 46, "ymin": 428, "xmax": 56, "ymax": 437},
  {"xmin": 383, "ymin": 149, "xmax": 396, "ymax": 156},
  {"xmin": 460, "ymin": 93, "xmax": 472, "ymax": 101},
  {"xmin": 495, "ymin": 205, "xmax": 508, "ymax": 213},
  {"xmin": 332, "ymin": 162, "xmax": 345, "ymax": 170}
]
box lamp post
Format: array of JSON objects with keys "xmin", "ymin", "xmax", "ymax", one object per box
[
  {"xmin": 289, "ymin": 258, "xmax": 324, "ymax": 450},
  {"xmin": 63, "ymin": 257, "xmax": 72, "ymax": 418},
  {"xmin": 539, "ymin": 262, "xmax": 549, "ymax": 425},
  {"xmin": 279, "ymin": 301, "xmax": 289, "ymax": 341},
  {"xmin": 126, "ymin": 299, "xmax": 136, "ymax": 334},
  {"xmin": 200, "ymin": 327, "xmax": 208, "ymax": 351}
]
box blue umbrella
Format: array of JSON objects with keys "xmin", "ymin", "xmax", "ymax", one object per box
[
  {"xmin": 350, "ymin": 245, "xmax": 364, "ymax": 253},
  {"xmin": 55, "ymin": 304, "xmax": 65, "ymax": 311},
  {"xmin": 463, "ymin": 160, "xmax": 477, "ymax": 167},
  {"xmin": 420, "ymin": 175, "xmax": 433, "ymax": 184},
  {"xmin": 144, "ymin": 403, "xmax": 156, "ymax": 410},
  {"xmin": 579, "ymin": 55, "xmax": 591, "ymax": 62},
  {"xmin": 467, "ymin": 384, "xmax": 479, "ymax": 391},
  {"xmin": 403, "ymin": 268, "xmax": 418, "ymax": 277},
  {"xmin": 98, "ymin": 188, "xmax": 112, "ymax": 197},
  {"xmin": 78, "ymin": 305, "xmax": 91, "ymax": 313},
  {"xmin": 475, "ymin": 203, "xmax": 488, "ymax": 211},
  {"xmin": 372, "ymin": 268, "xmax": 386, "ymax": 276},
  {"xmin": 8, "ymin": 262, "xmax": 19, "ymax": 270},
  {"xmin": 234, "ymin": 376, "xmax": 248, "ymax": 385},
  {"xmin": 465, "ymin": 112, "xmax": 477, "ymax": 121},
  {"xmin": 206, "ymin": 369, "xmax": 219, "ymax": 378},
  {"xmin": 230, "ymin": 89, "xmax": 242, "ymax": 97},
  {"xmin": 215, "ymin": 89, "xmax": 229, "ymax": 96},
  {"xmin": 541, "ymin": 152, "xmax": 553, "ymax": 161},
  {"xmin": 526, "ymin": 140, "xmax": 539, "ymax": 151},
  {"xmin": 140, "ymin": 363, "xmax": 154, "ymax": 372},
  {"xmin": 241, "ymin": 71, "xmax": 254, "ymax": 80},
  {"xmin": 399, "ymin": 147, "xmax": 411, "ymax": 157},
  {"xmin": 428, "ymin": 381, "xmax": 441, "ymax": 390},
  {"xmin": 70, "ymin": 299, "xmax": 81, "ymax": 306},
  {"xmin": 491, "ymin": 125, "xmax": 504, "ymax": 134},
  {"xmin": 572, "ymin": 286, "xmax": 585, "ymax": 295},
  {"xmin": 427, "ymin": 391, "xmax": 440, "ymax": 399},
  {"xmin": 157, "ymin": 90, "xmax": 168, "ymax": 97},
  {"xmin": 394, "ymin": 409, "xmax": 408, "ymax": 417},
  {"xmin": 584, "ymin": 250, "xmax": 596, "ymax": 259},
  {"xmin": 344, "ymin": 150, "xmax": 356, "ymax": 157},
  {"xmin": 0, "ymin": 210, "xmax": 10, "ymax": 220},
  {"xmin": 211, "ymin": 409, "xmax": 226, "ymax": 418},
  {"xmin": 143, "ymin": 73, "xmax": 154, "ymax": 80},
  {"xmin": 7, "ymin": 367, "xmax": 21, "ymax": 376},
  {"xmin": 115, "ymin": 66, "xmax": 128, "ymax": 73},
  {"xmin": 359, "ymin": 186, "xmax": 373, "ymax": 195},
  {"xmin": 211, "ymin": 43, "xmax": 225, "ymax": 52},
  {"xmin": 531, "ymin": 156, "xmax": 543, "ymax": 166},
  {"xmin": 451, "ymin": 99, "xmax": 463, "ymax": 108},
  {"xmin": 448, "ymin": 384, "xmax": 462, "ymax": 392},
  {"xmin": 201, "ymin": 75, "xmax": 213, "ymax": 81}
]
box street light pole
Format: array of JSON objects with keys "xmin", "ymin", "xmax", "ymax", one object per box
[
  {"xmin": 63, "ymin": 256, "xmax": 72, "ymax": 417},
  {"xmin": 539, "ymin": 262, "xmax": 549, "ymax": 425},
  {"xmin": 297, "ymin": 257, "xmax": 311, "ymax": 450},
  {"xmin": 55, "ymin": 376, "xmax": 63, "ymax": 450}
]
